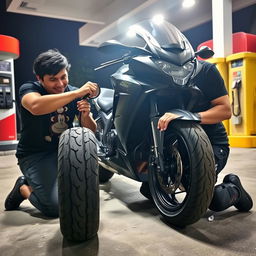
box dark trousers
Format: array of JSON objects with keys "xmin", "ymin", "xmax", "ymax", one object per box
[
  {"xmin": 18, "ymin": 151, "xmax": 59, "ymax": 217},
  {"xmin": 210, "ymin": 144, "xmax": 240, "ymax": 211},
  {"xmin": 212, "ymin": 144, "xmax": 230, "ymax": 175}
]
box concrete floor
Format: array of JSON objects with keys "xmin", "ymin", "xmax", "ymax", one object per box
[{"xmin": 0, "ymin": 148, "xmax": 255, "ymax": 256}]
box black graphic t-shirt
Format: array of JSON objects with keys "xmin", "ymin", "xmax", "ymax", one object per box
[{"xmin": 16, "ymin": 81, "xmax": 79, "ymax": 158}]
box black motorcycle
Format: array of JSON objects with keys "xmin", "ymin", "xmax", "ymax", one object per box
[{"xmin": 58, "ymin": 19, "xmax": 216, "ymax": 242}]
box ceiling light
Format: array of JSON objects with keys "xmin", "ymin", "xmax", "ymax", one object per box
[
  {"xmin": 127, "ymin": 29, "xmax": 136, "ymax": 38},
  {"xmin": 152, "ymin": 14, "xmax": 164, "ymax": 25},
  {"xmin": 182, "ymin": 0, "xmax": 195, "ymax": 8},
  {"xmin": 127, "ymin": 25, "xmax": 139, "ymax": 37}
]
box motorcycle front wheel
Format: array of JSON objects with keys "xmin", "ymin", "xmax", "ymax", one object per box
[
  {"xmin": 58, "ymin": 127, "xmax": 99, "ymax": 241},
  {"xmin": 149, "ymin": 121, "xmax": 215, "ymax": 227}
]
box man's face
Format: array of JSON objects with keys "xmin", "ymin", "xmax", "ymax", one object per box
[{"xmin": 38, "ymin": 68, "xmax": 69, "ymax": 94}]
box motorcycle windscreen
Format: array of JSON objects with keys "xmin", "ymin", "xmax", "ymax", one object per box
[{"xmin": 118, "ymin": 19, "xmax": 194, "ymax": 54}]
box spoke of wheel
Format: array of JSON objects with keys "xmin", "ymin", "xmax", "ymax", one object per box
[
  {"xmin": 174, "ymin": 190, "xmax": 186, "ymax": 195},
  {"xmin": 171, "ymin": 138, "xmax": 178, "ymax": 147},
  {"xmin": 170, "ymin": 193, "xmax": 179, "ymax": 204}
]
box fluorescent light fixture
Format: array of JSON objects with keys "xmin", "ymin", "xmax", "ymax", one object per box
[
  {"xmin": 182, "ymin": 0, "xmax": 195, "ymax": 8},
  {"xmin": 152, "ymin": 14, "xmax": 164, "ymax": 25}
]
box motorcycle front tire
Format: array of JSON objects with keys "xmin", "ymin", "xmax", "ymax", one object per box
[
  {"xmin": 58, "ymin": 127, "xmax": 99, "ymax": 242},
  {"xmin": 149, "ymin": 121, "xmax": 215, "ymax": 227}
]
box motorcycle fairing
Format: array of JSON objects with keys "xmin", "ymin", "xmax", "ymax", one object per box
[
  {"xmin": 165, "ymin": 109, "xmax": 201, "ymax": 122},
  {"xmin": 99, "ymin": 20, "xmax": 195, "ymax": 66},
  {"xmin": 95, "ymin": 88, "xmax": 114, "ymax": 113},
  {"xmin": 129, "ymin": 20, "xmax": 194, "ymax": 65},
  {"xmin": 96, "ymin": 84, "xmax": 202, "ymax": 182}
]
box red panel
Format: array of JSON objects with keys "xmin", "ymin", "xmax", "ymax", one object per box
[
  {"xmin": 0, "ymin": 35, "xmax": 20, "ymax": 59},
  {"xmin": 232, "ymin": 32, "xmax": 256, "ymax": 53},
  {"xmin": 0, "ymin": 114, "xmax": 17, "ymax": 141},
  {"xmin": 197, "ymin": 32, "xmax": 256, "ymax": 55}
]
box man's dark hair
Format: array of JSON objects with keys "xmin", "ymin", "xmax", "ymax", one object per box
[{"xmin": 33, "ymin": 49, "xmax": 71, "ymax": 79}]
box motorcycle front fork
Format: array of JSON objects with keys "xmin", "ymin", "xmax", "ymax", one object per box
[{"xmin": 150, "ymin": 117, "xmax": 165, "ymax": 175}]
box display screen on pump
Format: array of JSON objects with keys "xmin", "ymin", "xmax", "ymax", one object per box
[{"xmin": 0, "ymin": 61, "xmax": 11, "ymax": 72}]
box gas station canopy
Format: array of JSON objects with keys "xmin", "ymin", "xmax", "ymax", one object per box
[{"xmin": 6, "ymin": 0, "xmax": 256, "ymax": 47}]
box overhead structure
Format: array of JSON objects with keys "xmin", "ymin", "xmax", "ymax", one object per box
[
  {"xmin": 6, "ymin": 0, "xmax": 256, "ymax": 47},
  {"xmin": 212, "ymin": 0, "xmax": 232, "ymax": 57}
]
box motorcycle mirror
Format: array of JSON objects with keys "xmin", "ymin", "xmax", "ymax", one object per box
[
  {"xmin": 90, "ymin": 84, "xmax": 101, "ymax": 99},
  {"xmin": 195, "ymin": 46, "xmax": 214, "ymax": 59}
]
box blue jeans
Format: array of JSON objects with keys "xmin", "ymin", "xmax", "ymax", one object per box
[{"xmin": 18, "ymin": 151, "xmax": 59, "ymax": 217}]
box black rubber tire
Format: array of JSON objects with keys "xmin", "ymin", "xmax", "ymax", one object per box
[
  {"xmin": 58, "ymin": 127, "xmax": 99, "ymax": 242},
  {"xmin": 149, "ymin": 121, "xmax": 215, "ymax": 227},
  {"xmin": 99, "ymin": 165, "xmax": 114, "ymax": 183}
]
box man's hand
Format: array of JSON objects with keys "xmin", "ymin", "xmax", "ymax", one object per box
[
  {"xmin": 77, "ymin": 99, "xmax": 97, "ymax": 133},
  {"xmin": 77, "ymin": 81, "xmax": 98, "ymax": 98},
  {"xmin": 77, "ymin": 99, "xmax": 91, "ymax": 116},
  {"xmin": 158, "ymin": 112, "xmax": 180, "ymax": 131}
]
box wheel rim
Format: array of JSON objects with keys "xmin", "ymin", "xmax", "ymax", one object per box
[{"xmin": 150, "ymin": 132, "xmax": 192, "ymax": 215}]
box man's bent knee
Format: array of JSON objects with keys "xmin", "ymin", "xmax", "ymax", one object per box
[
  {"xmin": 209, "ymin": 183, "xmax": 237, "ymax": 212},
  {"xmin": 41, "ymin": 203, "xmax": 59, "ymax": 218}
]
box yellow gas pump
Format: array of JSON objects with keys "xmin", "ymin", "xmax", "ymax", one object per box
[
  {"xmin": 206, "ymin": 58, "xmax": 229, "ymax": 134},
  {"xmin": 226, "ymin": 52, "xmax": 256, "ymax": 147}
]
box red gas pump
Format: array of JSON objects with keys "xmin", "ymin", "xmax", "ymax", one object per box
[{"xmin": 0, "ymin": 35, "xmax": 20, "ymax": 151}]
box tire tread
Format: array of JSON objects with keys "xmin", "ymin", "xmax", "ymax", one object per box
[{"xmin": 58, "ymin": 127, "xmax": 99, "ymax": 242}]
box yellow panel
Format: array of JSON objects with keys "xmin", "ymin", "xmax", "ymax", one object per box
[
  {"xmin": 229, "ymin": 136, "xmax": 256, "ymax": 148},
  {"xmin": 226, "ymin": 52, "xmax": 256, "ymax": 147}
]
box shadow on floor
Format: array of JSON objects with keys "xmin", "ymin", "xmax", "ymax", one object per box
[{"xmin": 100, "ymin": 178, "xmax": 256, "ymax": 255}]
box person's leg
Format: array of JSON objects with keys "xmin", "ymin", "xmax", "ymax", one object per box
[
  {"xmin": 18, "ymin": 151, "xmax": 59, "ymax": 217},
  {"xmin": 5, "ymin": 176, "xmax": 29, "ymax": 210},
  {"xmin": 209, "ymin": 145, "xmax": 253, "ymax": 212},
  {"xmin": 212, "ymin": 144, "xmax": 230, "ymax": 176},
  {"xmin": 140, "ymin": 181, "xmax": 152, "ymax": 200}
]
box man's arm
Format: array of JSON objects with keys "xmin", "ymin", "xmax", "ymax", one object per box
[
  {"xmin": 22, "ymin": 91, "xmax": 78, "ymax": 115},
  {"xmin": 157, "ymin": 95, "xmax": 231, "ymax": 131},
  {"xmin": 21, "ymin": 82, "xmax": 98, "ymax": 115},
  {"xmin": 198, "ymin": 95, "xmax": 231, "ymax": 124},
  {"xmin": 80, "ymin": 112, "xmax": 97, "ymax": 133}
]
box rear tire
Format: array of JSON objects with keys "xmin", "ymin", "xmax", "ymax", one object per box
[
  {"xmin": 58, "ymin": 127, "xmax": 99, "ymax": 242},
  {"xmin": 149, "ymin": 121, "xmax": 215, "ymax": 226}
]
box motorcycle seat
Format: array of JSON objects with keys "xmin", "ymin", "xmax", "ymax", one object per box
[{"xmin": 96, "ymin": 88, "xmax": 114, "ymax": 113}]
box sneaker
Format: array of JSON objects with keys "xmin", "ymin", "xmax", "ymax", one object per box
[
  {"xmin": 140, "ymin": 182, "xmax": 152, "ymax": 200},
  {"xmin": 5, "ymin": 176, "xmax": 27, "ymax": 210},
  {"xmin": 223, "ymin": 174, "xmax": 253, "ymax": 212}
]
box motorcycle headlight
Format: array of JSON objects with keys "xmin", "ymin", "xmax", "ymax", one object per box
[{"xmin": 154, "ymin": 60, "xmax": 194, "ymax": 86}]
